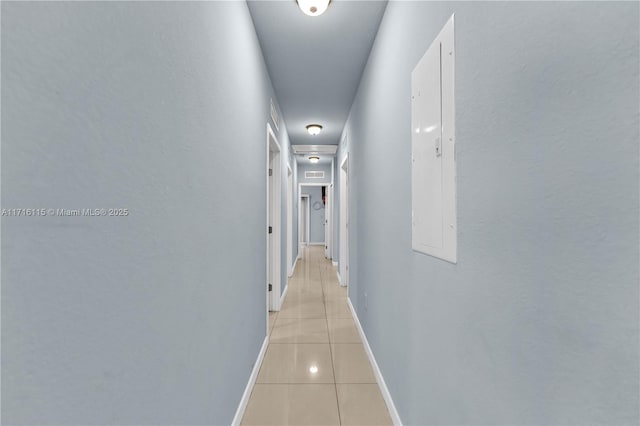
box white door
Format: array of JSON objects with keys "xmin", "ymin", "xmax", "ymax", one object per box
[
  {"xmin": 267, "ymin": 125, "xmax": 281, "ymax": 313},
  {"xmin": 268, "ymin": 152, "xmax": 273, "ymax": 297}
]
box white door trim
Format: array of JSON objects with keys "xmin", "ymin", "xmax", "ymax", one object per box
[
  {"xmin": 324, "ymin": 184, "xmax": 333, "ymax": 259},
  {"xmin": 298, "ymin": 194, "xmax": 310, "ymax": 248},
  {"xmin": 298, "ymin": 182, "xmax": 328, "ymax": 191},
  {"xmin": 287, "ymin": 164, "xmax": 293, "ymax": 277},
  {"xmin": 330, "ymin": 157, "xmax": 335, "ymax": 261},
  {"xmin": 266, "ymin": 123, "xmax": 282, "ymax": 314},
  {"xmin": 298, "ymin": 182, "xmax": 330, "ymax": 257}
]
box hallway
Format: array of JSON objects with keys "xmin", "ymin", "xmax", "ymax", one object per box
[
  {"xmin": 2, "ymin": 1, "xmax": 638, "ymax": 424},
  {"xmin": 242, "ymin": 246, "xmax": 392, "ymax": 426}
]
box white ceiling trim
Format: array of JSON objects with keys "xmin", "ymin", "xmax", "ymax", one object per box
[{"xmin": 292, "ymin": 145, "xmax": 338, "ymax": 155}]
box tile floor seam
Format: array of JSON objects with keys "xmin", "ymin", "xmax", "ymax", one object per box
[{"xmin": 320, "ymin": 257, "xmax": 344, "ymax": 426}]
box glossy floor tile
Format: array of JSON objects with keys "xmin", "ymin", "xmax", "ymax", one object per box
[
  {"xmin": 332, "ymin": 344, "xmax": 376, "ymax": 383},
  {"xmin": 268, "ymin": 311, "xmax": 278, "ymax": 333},
  {"xmin": 242, "ymin": 246, "xmax": 391, "ymax": 426},
  {"xmin": 257, "ymin": 343, "xmax": 334, "ymax": 383},
  {"xmin": 271, "ymin": 318, "xmax": 330, "ymax": 343},
  {"xmin": 327, "ymin": 318, "xmax": 361, "ymax": 343},
  {"xmin": 323, "ymin": 285, "xmax": 348, "ymax": 301},
  {"xmin": 279, "ymin": 299, "xmax": 327, "ymax": 318},
  {"xmin": 325, "ymin": 298, "xmax": 353, "ymax": 318},
  {"xmin": 337, "ymin": 384, "xmax": 393, "ymax": 426},
  {"xmin": 242, "ymin": 384, "xmax": 340, "ymax": 426}
]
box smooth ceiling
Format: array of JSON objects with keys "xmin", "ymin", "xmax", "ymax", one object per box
[{"xmin": 247, "ymin": 0, "xmax": 388, "ymax": 145}]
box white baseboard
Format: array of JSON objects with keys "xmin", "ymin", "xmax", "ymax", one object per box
[
  {"xmin": 347, "ymin": 298, "xmax": 403, "ymax": 426},
  {"xmin": 280, "ymin": 284, "xmax": 288, "ymax": 307},
  {"xmin": 290, "ymin": 256, "xmax": 298, "ymax": 276},
  {"xmin": 309, "ymin": 242, "xmax": 324, "ymax": 246},
  {"xmin": 231, "ymin": 336, "xmax": 269, "ymax": 426}
]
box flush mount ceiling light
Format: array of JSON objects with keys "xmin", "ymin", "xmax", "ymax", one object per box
[
  {"xmin": 296, "ymin": 0, "xmax": 331, "ymax": 17},
  {"xmin": 306, "ymin": 124, "xmax": 323, "ymax": 136},
  {"xmin": 309, "ymin": 156, "xmax": 320, "ymax": 163}
]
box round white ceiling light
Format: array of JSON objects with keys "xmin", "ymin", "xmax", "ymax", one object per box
[
  {"xmin": 309, "ymin": 156, "xmax": 320, "ymax": 163},
  {"xmin": 306, "ymin": 124, "xmax": 323, "ymax": 136},
  {"xmin": 296, "ymin": 0, "xmax": 331, "ymax": 17}
]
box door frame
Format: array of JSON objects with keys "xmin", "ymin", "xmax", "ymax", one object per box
[
  {"xmin": 324, "ymin": 184, "xmax": 333, "ymax": 259},
  {"xmin": 286, "ymin": 164, "xmax": 294, "ymax": 277},
  {"xmin": 266, "ymin": 123, "xmax": 282, "ymax": 315},
  {"xmin": 339, "ymin": 154, "xmax": 349, "ymax": 287},
  {"xmin": 298, "ymin": 194, "xmax": 310, "ymax": 250},
  {"xmin": 298, "ymin": 182, "xmax": 330, "ymax": 251}
]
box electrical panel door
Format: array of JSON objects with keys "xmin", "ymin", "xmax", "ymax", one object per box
[{"xmin": 411, "ymin": 15, "xmax": 456, "ymax": 263}]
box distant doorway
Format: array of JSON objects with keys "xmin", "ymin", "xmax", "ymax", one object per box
[
  {"xmin": 299, "ymin": 183, "xmax": 329, "ymax": 255},
  {"xmin": 298, "ymin": 194, "xmax": 310, "ymax": 248}
]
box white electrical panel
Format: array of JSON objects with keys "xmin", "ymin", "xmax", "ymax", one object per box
[{"xmin": 411, "ymin": 15, "xmax": 456, "ymax": 263}]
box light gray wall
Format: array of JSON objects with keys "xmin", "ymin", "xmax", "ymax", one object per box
[
  {"xmin": 302, "ymin": 186, "xmax": 326, "ymax": 244},
  {"xmin": 342, "ymin": 1, "xmax": 639, "ymax": 425},
  {"xmin": 1, "ymin": 2, "xmax": 287, "ymax": 424}
]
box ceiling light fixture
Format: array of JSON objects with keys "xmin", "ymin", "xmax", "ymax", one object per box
[
  {"xmin": 309, "ymin": 156, "xmax": 320, "ymax": 163},
  {"xmin": 306, "ymin": 124, "xmax": 323, "ymax": 136},
  {"xmin": 296, "ymin": 0, "xmax": 331, "ymax": 17}
]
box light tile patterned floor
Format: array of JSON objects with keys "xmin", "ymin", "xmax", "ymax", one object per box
[{"xmin": 242, "ymin": 246, "xmax": 392, "ymax": 426}]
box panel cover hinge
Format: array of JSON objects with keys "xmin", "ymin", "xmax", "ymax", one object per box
[{"xmin": 268, "ymin": 284, "xmax": 272, "ymax": 292}]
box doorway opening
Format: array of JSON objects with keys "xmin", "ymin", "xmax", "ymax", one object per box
[
  {"xmin": 298, "ymin": 183, "xmax": 331, "ymax": 258},
  {"xmin": 298, "ymin": 194, "xmax": 310, "ymax": 250},
  {"xmin": 267, "ymin": 124, "xmax": 282, "ymax": 316}
]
